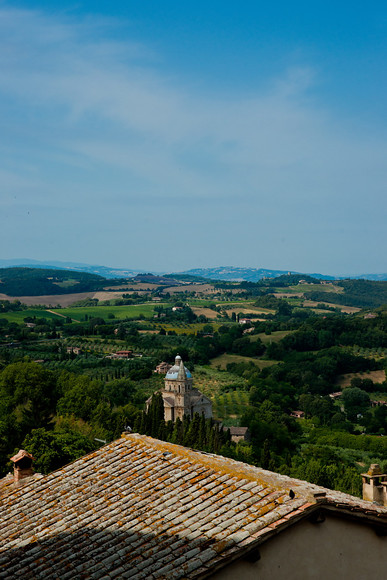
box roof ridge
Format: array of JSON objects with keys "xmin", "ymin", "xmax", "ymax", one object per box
[
  {"xmin": 124, "ymin": 435, "xmax": 387, "ymax": 514},
  {"xmin": 1, "ymin": 433, "xmax": 387, "ymax": 578}
]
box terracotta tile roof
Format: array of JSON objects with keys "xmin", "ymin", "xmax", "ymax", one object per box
[
  {"xmin": 10, "ymin": 450, "xmax": 35, "ymax": 463},
  {"xmin": 0, "ymin": 474, "xmax": 19, "ymax": 496},
  {"xmin": 0, "ymin": 473, "xmax": 43, "ymax": 496},
  {"xmin": 0, "ymin": 434, "xmax": 386, "ymax": 579}
]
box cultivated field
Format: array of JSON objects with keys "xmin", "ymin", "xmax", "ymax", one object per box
[
  {"xmin": 49, "ymin": 302, "xmax": 173, "ymax": 322},
  {"xmin": 0, "ymin": 292, "xmax": 97, "ymax": 307},
  {"xmin": 0, "ymin": 309, "xmax": 63, "ymax": 323},
  {"xmin": 302, "ymin": 300, "xmax": 360, "ymax": 314},
  {"xmin": 163, "ymin": 284, "xmax": 216, "ymax": 295},
  {"xmin": 220, "ymin": 306, "xmax": 275, "ymax": 316},
  {"xmin": 103, "ymin": 283, "xmax": 162, "ymax": 291},
  {"xmin": 191, "ymin": 367, "xmax": 251, "ymax": 424},
  {"xmin": 251, "ymin": 330, "xmax": 293, "ymax": 344},
  {"xmin": 212, "ymin": 390, "xmax": 250, "ymax": 423},
  {"xmin": 273, "ymin": 292, "xmax": 304, "ymax": 298},
  {"xmin": 335, "ymin": 370, "xmax": 386, "ymax": 387},
  {"xmin": 191, "ymin": 307, "xmax": 220, "ymax": 319},
  {"xmin": 153, "ymin": 322, "xmax": 223, "ymax": 335},
  {"xmin": 292, "ymin": 283, "xmax": 343, "ymax": 293},
  {"xmin": 209, "ymin": 353, "xmax": 278, "ymax": 370},
  {"xmin": 193, "ymin": 366, "xmax": 248, "ymax": 396},
  {"xmin": 138, "ymin": 329, "xmax": 159, "ymax": 334},
  {"xmin": 93, "ymin": 291, "xmax": 150, "ymax": 301}
]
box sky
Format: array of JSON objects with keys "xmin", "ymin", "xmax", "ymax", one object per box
[{"xmin": 1, "ymin": 1, "xmax": 387, "ymax": 276}]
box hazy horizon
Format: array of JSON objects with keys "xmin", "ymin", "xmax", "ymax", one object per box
[{"xmin": 2, "ymin": 257, "xmax": 387, "ymax": 280}]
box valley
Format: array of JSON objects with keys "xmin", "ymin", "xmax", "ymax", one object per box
[{"xmin": 0, "ymin": 266, "xmax": 387, "ymax": 498}]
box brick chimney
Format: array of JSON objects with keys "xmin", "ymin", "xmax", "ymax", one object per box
[
  {"xmin": 362, "ymin": 463, "xmax": 387, "ymax": 506},
  {"xmin": 10, "ymin": 450, "xmax": 35, "ymax": 483}
]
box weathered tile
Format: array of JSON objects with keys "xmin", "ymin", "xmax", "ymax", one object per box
[{"xmin": 0, "ymin": 433, "xmax": 386, "ymax": 580}]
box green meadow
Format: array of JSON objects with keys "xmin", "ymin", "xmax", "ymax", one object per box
[
  {"xmin": 251, "ymin": 330, "xmax": 293, "ymax": 344},
  {"xmin": 288, "ymin": 283, "xmax": 344, "ymax": 293},
  {"xmin": 0, "ymin": 309, "xmax": 61, "ymax": 323},
  {"xmin": 51, "ymin": 303, "xmax": 173, "ymax": 322},
  {"xmin": 0, "ymin": 303, "xmax": 174, "ymax": 324}
]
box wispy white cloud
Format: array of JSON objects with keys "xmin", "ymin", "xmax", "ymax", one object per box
[{"xmin": 0, "ymin": 7, "xmax": 386, "ymax": 273}]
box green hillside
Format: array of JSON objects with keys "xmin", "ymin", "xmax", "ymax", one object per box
[
  {"xmin": 305, "ymin": 279, "xmax": 387, "ymax": 308},
  {"xmin": 0, "ymin": 268, "xmax": 106, "ymax": 296}
]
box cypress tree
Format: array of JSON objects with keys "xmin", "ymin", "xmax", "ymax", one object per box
[
  {"xmin": 185, "ymin": 413, "xmax": 200, "ymax": 448},
  {"xmin": 133, "ymin": 413, "xmax": 142, "ymax": 433},
  {"xmin": 261, "ymin": 438, "xmax": 271, "ymax": 469},
  {"xmin": 212, "ymin": 425, "xmax": 221, "ymax": 453},
  {"xmin": 198, "ymin": 415, "xmax": 206, "ymax": 449},
  {"xmin": 208, "ymin": 424, "xmax": 215, "ymax": 452},
  {"xmin": 205, "ymin": 418, "xmax": 214, "ymax": 443},
  {"xmin": 171, "ymin": 417, "xmax": 183, "ymax": 444},
  {"xmin": 139, "ymin": 411, "xmax": 147, "ymax": 434},
  {"xmin": 182, "ymin": 414, "xmax": 191, "ymax": 446},
  {"xmin": 157, "ymin": 418, "xmax": 167, "ymax": 440},
  {"xmin": 148, "ymin": 392, "xmax": 165, "ymax": 438},
  {"xmin": 165, "ymin": 420, "xmax": 174, "ymax": 440}
]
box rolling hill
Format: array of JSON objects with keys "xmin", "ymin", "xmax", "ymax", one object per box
[{"xmin": 0, "ymin": 268, "xmax": 106, "ymax": 296}]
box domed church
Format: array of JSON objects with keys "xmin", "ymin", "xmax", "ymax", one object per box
[{"xmin": 150, "ymin": 355, "xmax": 212, "ymax": 422}]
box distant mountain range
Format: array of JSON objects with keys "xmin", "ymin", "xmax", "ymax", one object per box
[{"xmin": 1, "ymin": 259, "xmax": 387, "ymax": 282}]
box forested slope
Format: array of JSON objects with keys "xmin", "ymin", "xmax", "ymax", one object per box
[
  {"xmin": 0, "ymin": 268, "xmax": 106, "ymax": 296},
  {"xmin": 305, "ymin": 279, "xmax": 387, "ymax": 308}
]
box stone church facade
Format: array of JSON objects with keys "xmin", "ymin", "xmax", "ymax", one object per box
[{"xmin": 151, "ymin": 355, "xmax": 212, "ymax": 422}]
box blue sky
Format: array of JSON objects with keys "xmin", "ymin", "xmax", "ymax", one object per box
[{"xmin": 1, "ymin": 1, "xmax": 387, "ymax": 275}]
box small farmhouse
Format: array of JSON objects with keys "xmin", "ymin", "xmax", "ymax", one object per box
[
  {"xmin": 227, "ymin": 426, "xmax": 251, "ymax": 443},
  {"xmin": 154, "ymin": 361, "xmax": 172, "ymax": 374},
  {"xmin": 66, "ymin": 346, "xmax": 82, "ymax": 355}
]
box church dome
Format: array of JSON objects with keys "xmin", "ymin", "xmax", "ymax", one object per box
[{"xmin": 165, "ymin": 355, "xmax": 192, "ymax": 379}]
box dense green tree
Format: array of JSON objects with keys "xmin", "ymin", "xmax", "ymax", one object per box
[
  {"xmin": 103, "ymin": 378, "xmax": 138, "ymax": 407},
  {"xmin": 362, "ymin": 405, "xmax": 387, "ymax": 435},
  {"xmin": 20, "ymin": 428, "xmax": 98, "ymax": 474},
  {"xmin": 342, "ymin": 387, "xmax": 371, "ymax": 421},
  {"xmin": 0, "ymin": 362, "xmax": 57, "ymax": 433},
  {"xmin": 146, "ymin": 392, "xmax": 165, "ymax": 438},
  {"xmin": 184, "ymin": 413, "xmax": 201, "ymax": 447},
  {"xmin": 260, "ymin": 439, "xmax": 271, "ymax": 469},
  {"xmin": 289, "ymin": 445, "xmax": 362, "ymax": 496},
  {"xmin": 56, "ymin": 373, "xmax": 103, "ymax": 421},
  {"xmin": 171, "ymin": 417, "xmax": 183, "ymax": 444},
  {"xmin": 299, "ymin": 394, "xmax": 335, "ymax": 425}
]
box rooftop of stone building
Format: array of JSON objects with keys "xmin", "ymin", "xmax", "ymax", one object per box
[
  {"xmin": 228, "ymin": 427, "xmax": 249, "ymax": 436},
  {"xmin": 165, "ymin": 355, "xmax": 192, "ymax": 379},
  {"xmin": 0, "ymin": 434, "xmax": 387, "ymax": 579}
]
